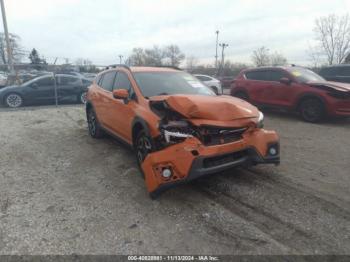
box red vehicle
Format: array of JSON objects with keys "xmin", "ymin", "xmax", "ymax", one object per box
[{"xmin": 231, "ymin": 66, "xmax": 350, "ymax": 122}]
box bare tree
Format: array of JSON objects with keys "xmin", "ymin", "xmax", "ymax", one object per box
[
  {"xmin": 128, "ymin": 48, "xmax": 145, "ymax": 66},
  {"xmin": 314, "ymin": 14, "xmax": 350, "ymax": 65},
  {"xmin": 163, "ymin": 45, "xmax": 185, "ymax": 67},
  {"xmin": 0, "ymin": 33, "xmax": 25, "ymax": 64},
  {"xmin": 144, "ymin": 46, "xmax": 164, "ymax": 66},
  {"xmin": 252, "ymin": 46, "xmax": 270, "ymax": 67},
  {"xmin": 270, "ymin": 51, "xmax": 288, "ymax": 66}
]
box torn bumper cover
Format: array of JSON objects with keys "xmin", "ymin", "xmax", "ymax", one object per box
[{"xmin": 142, "ymin": 129, "xmax": 279, "ymax": 197}]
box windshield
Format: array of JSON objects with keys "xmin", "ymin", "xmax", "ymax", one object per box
[
  {"xmin": 287, "ymin": 68, "xmax": 325, "ymax": 83},
  {"xmin": 133, "ymin": 71, "xmax": 215, "ymax": 98}
]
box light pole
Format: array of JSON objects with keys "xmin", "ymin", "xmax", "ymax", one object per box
[
  {"xmin": 118, "ymin": 55, "xmax": 123, "ymax": 64},
  {"xmin": 215, "ymin": 30, "xmax": 219, "ymax": 71},
  {"xmin": 0, "ymin": 0, "xmax": 14, "ymax": 73},
  {"xmin": 219, "ymin": 43, "xmax": 228, "ymax": 75}
]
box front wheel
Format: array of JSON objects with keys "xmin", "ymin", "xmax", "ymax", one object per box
[
  {"xmin": 135, "ymin": 130, "xmax": 154, "ymax": 179},
  {"xmin": 299, "ymin": 98, "xmax": 325, "ymax": 123},
  {"xmin": 5, "ymin": 93, "xmax": 23, "ymax": 108}
]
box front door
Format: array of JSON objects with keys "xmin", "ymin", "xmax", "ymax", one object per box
[{"xmin": 106, "ymin": 71, "xmax": 136, "ymax": 143}]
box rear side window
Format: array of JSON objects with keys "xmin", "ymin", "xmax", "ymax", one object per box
[
  {"xmin": 267, "ymin": 70, "xmax": 288, "ymax": 81},
  {"xmin": 319, "ymin": 67, "xmax": 336, "ymax": 76},
  {"xmin": 95, "ymin": 74, "xmax": 102, "ymax": 85},
  {"xmin": 245, "ymin": 71, "xmax": 269, "ymax": 81},
  {"xmin": 58, "ymin": 76, "xmax": 82, "ymax": 85},
  {"xmin": 337, "ymin": 67, "xmax": 350, "ymax": 76},
  {"xmin": 100, "ymin": 72, "xmax": 116, "ymax": 91}
]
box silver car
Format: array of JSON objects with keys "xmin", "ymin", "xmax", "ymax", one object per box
[{"xmin": 194, "ymin": 74, "xmax": 222, "ymax": 94}]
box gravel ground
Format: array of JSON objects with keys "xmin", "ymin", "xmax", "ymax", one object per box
[{"xmin": 0, "ymin": 105, "xmax": 349, "ymax": 255}]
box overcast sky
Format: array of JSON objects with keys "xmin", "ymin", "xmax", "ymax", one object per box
[{"xmin": 4, "ymin": 0, "xmax": 350, "ymax": 66}]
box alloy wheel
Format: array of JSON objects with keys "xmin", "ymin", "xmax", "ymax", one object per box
[
  {"xmin": 137, "ymin": 134, "xmax": 152, "ymax": 163},
  {"xmin": 6, "ymin": 94, "xmax": 23, "ymax": 108}
]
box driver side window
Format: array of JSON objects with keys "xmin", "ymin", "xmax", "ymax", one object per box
[{"xmin": 114, "ymin": 72, "xmax": 135, "ymax": 99}]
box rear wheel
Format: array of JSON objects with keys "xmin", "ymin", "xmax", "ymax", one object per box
[
  {"xmin": 78, "ymin": 91, "xmax": 87, "ymax": 104},
  {"xmin": 233, "ymin": 91, "xmax": 249, "ymax": 101},
  {"xmin": 87, "ymin": 108, "xmax": 104, "ymax": 138},
  {"xmin": 299, "ymin": 98, "xmax": 325, "ymax": 123},
  {"xmin": 5, "ymin": 93, "xmax": 23, "ymax": 108}
]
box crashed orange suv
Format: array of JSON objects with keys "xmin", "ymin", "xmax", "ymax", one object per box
[{"xmin": 86, "ymin": 65, "xmax": 280, "ymax": 198}]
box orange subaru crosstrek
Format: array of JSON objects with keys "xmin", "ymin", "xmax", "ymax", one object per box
[{"xmin": 86, "ymin": 65, "xmax": 280, "ymax": 198}]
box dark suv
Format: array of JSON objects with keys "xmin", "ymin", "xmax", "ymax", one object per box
[{"xmin": 319, "ymin": 64, "xmax": 350, "ymax": 83}]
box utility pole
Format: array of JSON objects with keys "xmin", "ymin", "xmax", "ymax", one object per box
[
  {"xmin": 0, "ymin": 0, "xmax": 14, "ymax": 73},
  {"xmin": 215, "ymin": 30, "xmax": 219, "ymax": 71},
  {"xmin": 118, "ymin": 55, "xmax": 123, "ymax": 64},
  {"xmin": 219, "ymin": 43, "xmax": 228, "ymax": 75}
]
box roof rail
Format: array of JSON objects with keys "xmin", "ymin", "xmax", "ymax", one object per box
[
  {"xmin": 153, "ymin": 65, "xmax": 182, "ymax": 70},
  {"xmin": 105, "ymin": 64, "xmax": 131, "ymax": 70}
]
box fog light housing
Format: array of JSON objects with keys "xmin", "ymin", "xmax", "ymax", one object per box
[
  {"xmin": 269, "ymin": 147, "xmax": 277, "ymax": 155},
  {"xmin": 162, "ymin": 168, "xmax": 172, "ymax": 178},
  {"xmin": 267, "ymin": 144, "xmax": 279, "ymax": 156}
]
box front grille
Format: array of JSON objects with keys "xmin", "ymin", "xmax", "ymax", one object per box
[
  {"xmin": 198, "ymin": 126, "xmax": 247, "ymax": 146},
  {"xmin": 203, "ymin": 150, "xmax": 247, "ymax": 168}
]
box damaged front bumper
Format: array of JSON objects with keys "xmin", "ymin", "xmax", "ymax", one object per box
[{"xmin": 141, "ymin": 129, "xmax": 280, "ymax": 198}]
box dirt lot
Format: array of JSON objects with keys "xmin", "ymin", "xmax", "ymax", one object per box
[{"xmin": 0, "ymin": 105, "xmax": 349, "ymax": 255}]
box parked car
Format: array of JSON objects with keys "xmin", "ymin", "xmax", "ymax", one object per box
[
  {"xmin": 319, "ymin": 64, "xmax": 350, "ymax": 83},
  {"xmin": 86, "ymin": 65, "xmax": 280, "ymax": 198},
  {"xmin": 219, "ymin": 76, "xmax": 235, "ymax": 88},
  {"xmin": 83, "ymin": 73, "xmax": 97, "ymax": 81},
  {"xmin": 194, "ymin": 74, "xmax": 222, "ymax": 94},
  {"xmin": 231, "ymin": 66, "xmax": 350, "ymax": 122},
  {"xmin": 0, "ymin": 74, "xmax": 91, "ymax": 108}
]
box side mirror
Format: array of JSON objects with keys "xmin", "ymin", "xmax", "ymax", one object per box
[
  {"xmin": 112, "ymin": 89, "xmax": 129, "ymax": 100},
  {"xmin": 31, "ymin": 83, "xmax": 38, "ymax": 89},
  {"xmin": 279, "ymin": 77, "xmax": 292, "ymax": 85}
]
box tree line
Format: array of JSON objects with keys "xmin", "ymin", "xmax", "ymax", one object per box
[{"xmin": 1, "ymin": 13, "xmax": 349, "ymax": 74}]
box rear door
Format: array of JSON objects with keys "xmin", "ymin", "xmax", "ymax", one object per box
[
  {"xmin": 57, "ymin": 75, "xmax": 83, "ymax": 101},
  {"xmin": 93, "ymin": 71, "xmax": 116, "ymax": 125},
  {"xmin": 243, "ymin": 70, "xmax": 270, "ymax": 104}
]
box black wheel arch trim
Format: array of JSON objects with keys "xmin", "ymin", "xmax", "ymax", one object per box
[
  {"xmin": 131, "ymin": 116, "xmax": 153, "ymax": 147},
  {"xmin": 295, "ymin": 93, "xmax": 327, "ymax": 111}
]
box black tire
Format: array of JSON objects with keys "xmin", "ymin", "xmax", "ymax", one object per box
[
  {"xmin": 78, "ymin": 91, "xmax": 87, "ymax": 104},
  {"xmin": 5, "ymin": 93, "xmax": 23, "ymax": 108},
  {"xmin": 210, "ymin": 86, "xmax": 218, "ymax": 95},
  {"xmin": 299, "ymin": 98, "xmax": 325, "ymax": 123},
  {"xmin": 87, "ymin": 108, "xmax": 104, "ymax": 138},
  {"xmin": 134, "ymin": 130, "xmax": 154, "ymax": 179},
  {"xmin": 233, "ymin": 91, "xmax": 249, "ymax": 101}
]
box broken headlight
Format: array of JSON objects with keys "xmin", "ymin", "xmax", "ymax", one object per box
[
  {"xmin": 257, "ymin": 111, "xmax": 264, "ymax": 128},
  {"xmin": 160, "ymin": 120, "xmax": 195, "ymax": 143}
]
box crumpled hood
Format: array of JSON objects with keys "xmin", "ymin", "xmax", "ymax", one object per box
[
  {"xmin": 149, "ymin": 94, "xmax": 259, "ymax": 121},
  {"xmin": 308, "ymin": 81, "xmax": 350, "ymax": 92}
]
